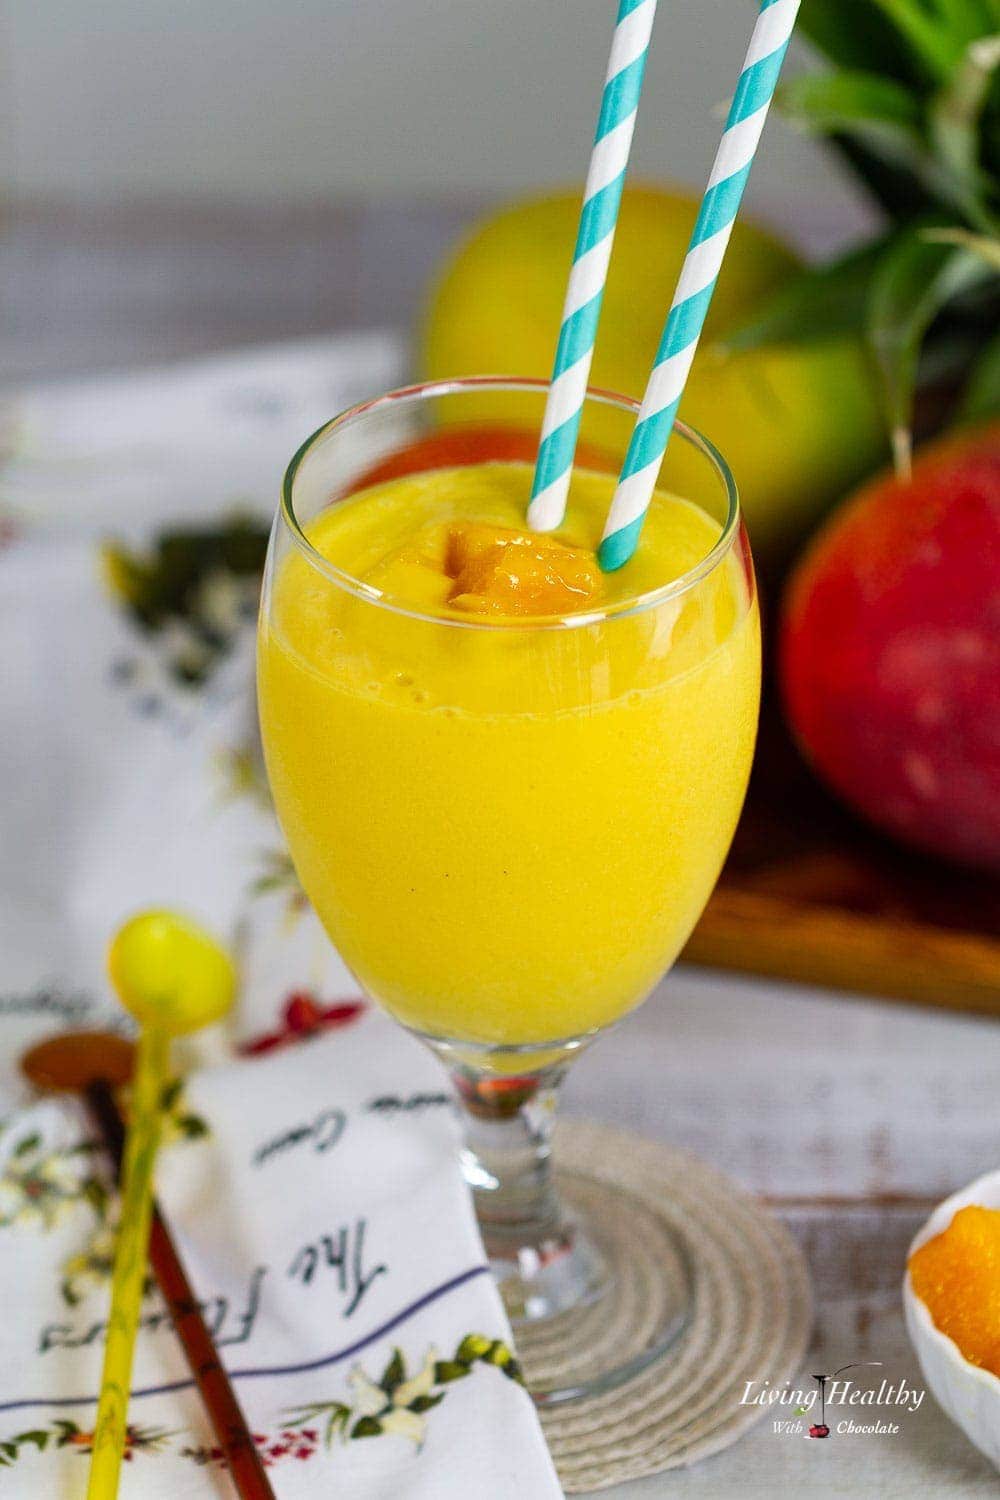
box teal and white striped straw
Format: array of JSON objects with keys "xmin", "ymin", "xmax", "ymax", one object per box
[
  {"xmin": 598, "ymin": 0, "xmax": 800, "ymax": 572},
  {"xmin": 527, "ymin": 0, "xmax": 658, "ymax": 534}
]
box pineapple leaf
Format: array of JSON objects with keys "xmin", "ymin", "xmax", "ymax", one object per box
[
  {"xmin": 793, "ymin": 0, "xmax": 1000, "ymax": 213},
  {"xmin": 830, "ymin": 137, "xmax": 942, "ymax": 218},
  {"xmin": 797, "ymin": 0, "xmax": 929, "ymax": 84},
  {"xmin": 866, "ymin": 0, "xmax": 967, "ymax": 78},
  {"xmin": 779, "ymin": 71, "xmax": 923, "ymax": 133},
  {"xmin": 929, "ymin": 33, "xmax": 1000, "ymax": 231},
  {"xmin": 778, "ymin": 72, "xmax": 930, "ymax": 183},
  {"xmin": 718, "ymin": 239, "xmax": 889, "ymax": 352},
  {"xmin": 960, "ymin": 325, "xmax": 1000, "ymax": 418},
  {"xmin": 922, "ymin": 224, "xmax": 1000, "ymax": 266},
  {"xmin": 776, "ymin": 71, "xmax": 981, "ymax": 221},
  {"xmin": 929, "ymin": 0, "xmax": 1000, "ymax": 39},
  {"xmin": 867, "ymin": 225, "xmax": 994, "ymax": 468}
]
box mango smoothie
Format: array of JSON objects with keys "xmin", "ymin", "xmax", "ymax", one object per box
[{"xmin": 258, "ymin": 460, "xmax": 759, "ymax": 1047}]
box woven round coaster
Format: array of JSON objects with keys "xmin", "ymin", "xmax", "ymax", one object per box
[{"xmin": 534, "ymin": 1121, "xmax": 812, "ymax": 1494}]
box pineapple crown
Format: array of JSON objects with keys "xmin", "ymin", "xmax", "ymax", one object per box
[{"xmin": 728, "ymin": 0, "xmax": 1000, "ymax": 468}]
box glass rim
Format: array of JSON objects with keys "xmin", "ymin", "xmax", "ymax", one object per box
[{"xmin": 279, "ymin": 375, "xmax": 742, "ymax": 632}]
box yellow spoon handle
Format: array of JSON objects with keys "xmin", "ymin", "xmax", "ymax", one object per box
[{"xmin": 86, "ymin": 1025, "xmax": 170, "ymax": 1500}]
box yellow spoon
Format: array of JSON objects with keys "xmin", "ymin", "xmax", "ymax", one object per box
[{"xmin": 86, "ymin": 909, "xmax": 236, "ymax": 1500}]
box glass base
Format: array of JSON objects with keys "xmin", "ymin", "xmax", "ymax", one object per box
[
  {"xmin": 496, "ymin": 1168, "xmax": 692, "ymax": 1405},
  {"xmin": 419, "ymin": 1027, "xmax": 692, "ymax": 1405}
]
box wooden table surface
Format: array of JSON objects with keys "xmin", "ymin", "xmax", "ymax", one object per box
[
  {"xmin": 5, "ymin": 197, "xmax": 998, "ymax": 1497},
  {"xmin": 570, "ymin": 969, "xmax": 999, "ymax": 1496}
]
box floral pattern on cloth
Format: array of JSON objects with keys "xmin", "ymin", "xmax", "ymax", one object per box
[
  {"xmin": 60, "ymin": 1078, "xmax": 208, "ymax": 1306},
  {"xmin": 0, "ymin": 1335, "xmax": 521, "ymax": 1473},
  {"xmin": 0, "ymin": 1127, "xmax": 106, "ymax": 1231},
  {"xmin": 283, "ymin": 1335, "xmax": 523, "ymax": 1450},
  {"xmin": 102, "ymin": 516, "xmax": 269, "ymax": 705},
  {"xmin": 238, "ymin": 991, "xmax": 365, "ymax": 1057},
  {"xmin": 0, "ymin": 1083, "xmax": 209, "ymax": 1312},
  {"xmin": 0, "ymin": 984, "xmax": 544, "ymax": 1493},
  {"xmin": 155, "ymin": 1078, "xmax": 211, "ymax": 1146},
  {"xmin": 60, "ymin": 1219, "xmax": 134, "ymax": 1309},
  {"xmin": 0, "ymin": 1419, "xmax": 174, "ymax": 1470}
]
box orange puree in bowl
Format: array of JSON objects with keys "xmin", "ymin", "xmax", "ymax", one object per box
[{"xmin": 909, "ymin": 1205, "xmax": 1000, "ymax": 1376}]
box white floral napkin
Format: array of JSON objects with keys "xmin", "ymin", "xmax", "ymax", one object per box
[{"xmin": 0, "ymin": 340, "xmax": 563, "ymax": 1498}]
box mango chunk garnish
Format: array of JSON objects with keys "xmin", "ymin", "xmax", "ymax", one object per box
[
  {"xmin": 909, "ymin": 1205, "xmax": 1000, "ymax": 1376},
  {"xmin": 445, "ymin": 523, "xmax": 602, "ymax": 617}
]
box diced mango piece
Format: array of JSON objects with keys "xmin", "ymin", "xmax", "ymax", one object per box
[
  {"xmin": 445, "ymin": 523, "xmax": 601, "ymax": 617},
  {"xmin": 909, "ymin": 1205, "xmax": 1000, "ymax": 1376}
]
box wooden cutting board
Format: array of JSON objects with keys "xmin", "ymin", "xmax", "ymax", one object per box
[{"xmin": 684, "ymin": 682, "xmax": 1000, "ymax": 1017}]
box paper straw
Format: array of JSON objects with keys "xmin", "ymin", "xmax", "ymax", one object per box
[
  {"xmin": 527, "ymin": 0, "xmax": 658, "ymax": 533},
  {"xmin": 598, "ymin": 0, "xmax": 800, "ymax": 572}
]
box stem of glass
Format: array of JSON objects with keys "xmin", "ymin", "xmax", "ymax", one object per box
[{"xmin": 446, "ymin": 1060, "xmax": 605, "ymax": 1323}]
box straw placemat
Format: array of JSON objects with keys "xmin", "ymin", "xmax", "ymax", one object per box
[{"xmin": 531, "ymin": 1121, "xmax": 812, "ymax": 1493}]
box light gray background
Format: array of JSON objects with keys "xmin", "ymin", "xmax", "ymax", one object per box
[{"xmin": 4, "ymin": 0, "xmax": 863, "ymax": 226}]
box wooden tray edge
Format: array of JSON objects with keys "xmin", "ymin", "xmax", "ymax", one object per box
[{"xmin": 684, "ymin": 888, "xmax": 1000, "ymax": 1017}]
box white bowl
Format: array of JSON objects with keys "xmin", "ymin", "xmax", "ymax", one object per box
[{"xmin": 903, "ymin": 1168, "xmax": 1000, "ymax": 1469}]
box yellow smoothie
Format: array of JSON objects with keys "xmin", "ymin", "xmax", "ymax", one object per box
[{"xmin": 258, "ymin": 461, "xmax": 759, "ymax": 1046}]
